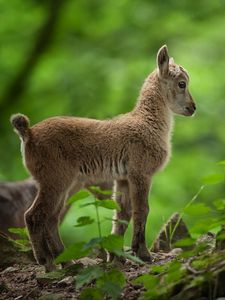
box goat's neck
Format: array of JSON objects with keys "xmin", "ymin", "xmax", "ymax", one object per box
[{"xmin": 133, "ymin": 72, "xmax": 173, "ymax": 136}]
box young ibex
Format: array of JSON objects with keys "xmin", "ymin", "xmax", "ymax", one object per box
[{"xmin": 11, "ymin": 45, "xmax": 196, "ymax": 271}]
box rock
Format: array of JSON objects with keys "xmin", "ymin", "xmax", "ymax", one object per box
[
  {"xmin": 151, "ymin": 212, "xmax": 191, "ymax": 252},
  {"xmin": 196, "ymin": 232, "xmax": 216, "ymax": 253}
]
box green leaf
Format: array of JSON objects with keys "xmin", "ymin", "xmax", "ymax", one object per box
[
  {"xmin": 184, "ymin": 203, "xmax": 211, "ymax": 216},
  {"xmin": 202, "ymin": 173, "xmax": 225, "ymax": 185},
  {"xmin": 96, "ymin": 199, "xmax": 121, "ymax": 211},
  {"xmin": 89, "ymin": 186, "xmax": 112, "ymax": 196},
  {"xmin": 150, "ymin": 263, "xmax": 170, "ymax": 274},
  {"xmin": 79, "ymin": 201, "xmax": 96, "ymax": 208},
  {"xmin": 123, "ymin": 252, "xmax": 144, "ymax": 264},
  {"xmin": 83, "ymin": 237, "xmax": 103, "ymax": 250},
  {"xmin": 74, "ymin": 216, "xmax": 95, "ymax": 227},
  {"xmin": 8, "ymin": 227, "xmax": 29, "ymax": 239},
  {"xmin": 133, "ymin": 274, "xmax": 159, "ymax": 289},
  {"xmin": 80, "ymin": 287, "xmax": 103, "ymax": 300},
  {"xmin": 76, "ymin": 266, "xmax": 103, "ymax": 289},
  {"xmin": 101, "ymin": 234, "xmax": 123, "ymax": 252},
  {"xmin": 165, "ymin": 261, "xmax": 185, "ymax": 284},
  {"xmin": 213, "ymin": 199, "xmax": 225, "ymax": 210},
  {"xmin": 67, "ymin": 190, "xmax": 90, "ymax": 205},
  {"xmin": 174, "ymin": 237, "xmax": 196, "ymax": 247},
  {"xmin": 97, "ymin": 269, "xmax": 125, "ymax": 300},
  {"xmin": 55, "ymin": 242, "xmax": 90, "ymax": 263}
]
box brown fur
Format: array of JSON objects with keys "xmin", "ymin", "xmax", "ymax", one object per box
[{"xmin": 11, "ymin": 45, "xmax": 196, "ymax": 271}]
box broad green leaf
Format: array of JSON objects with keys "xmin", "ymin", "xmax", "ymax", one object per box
[
  {"xmin": 101, "ymin": 234, "xmax": 123, "ymax": 252},
  {"xmin": 150, "ymin": 263, "xmax": 170, "ymax": 274},
  {"xmin": 174, "ymin": 237, "xmax": 196, "ymax": 247},
  {"xmin": 8, "ymin": 227, "xmax": 28, "ymax": 239},
  {"xmin": 67, "ymin": 190, "xmax": 90, "ymax": 205},
  {"xmin": 97, "ymin": 269, "xmax": 125, "ymax": 300},
  {"xmin": 165, "ymin": 261, "xmax": 185, "ymax": 284},
  {"xmin": 202, "ymin": 173, "xmax": 224, "ymax": 185},
  {"xmin": 79, "ymin": 201, "xmax": 96, "ymax": 208},
  {"xmin": 96, "ymin": 199, "xmax": 121, "ymax": 211},
  {"xmin": 184, "ymin": 203, "xmax": 211, "ymax": 216},
  {"xmin": 74, "ymin": 216, "xmax": 95, "ymax": 227},
  {"xmin": 76, "ymin": 266, "xmax": 103, "ymax": 289},
  {"xmin": 80, "ymin": 287, "xmax": 103, "ymax": 300},
  {"xmin": 133, "ymin": 274, "xmax": 159, "ymax": 289},
  {"xmin": 89, "ymin": 186, "xmax": 112, "ymax": 196},
  {"xmin": 213, "ymin": 199, "xmax": 225, "ymax": 210},
  {"xmin": 123, "ymin": 252, "xmax": 144, "ymax": 264},
  {"xmin": 83, "ymin": 237, "xmax": 103, "ymax": 250},
  {"xmin": 55, "ymin": 242, "xmax": 90, "ymax": 263}
]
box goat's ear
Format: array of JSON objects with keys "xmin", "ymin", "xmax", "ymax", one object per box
[
  {"xmin": 169, "ymin": 57, "xmax": 174, "ymax": 65},
  {"xmin": 157, "ymin": 45, "xmax": 169, "ymax": 77}
]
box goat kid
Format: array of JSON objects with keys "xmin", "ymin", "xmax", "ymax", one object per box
[{"xmin": 11, "ymin": 45, "xmax": 196, "ymax": 271}]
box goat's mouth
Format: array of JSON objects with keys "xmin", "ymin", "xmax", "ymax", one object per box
[{"xmin": 183, "ymin": 105, "xmax": 196, "ymax": 116}]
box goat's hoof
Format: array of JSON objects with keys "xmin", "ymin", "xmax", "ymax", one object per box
[
  {"xmin": 44, "ymin": 262, "xmax": 57, "ymax": 273},
  {"xmin": 138, "ymin": 252, "xmax": 152, "ymax": 262},
  {"xmin": 133, "ymin": 247, "xmax": 152, "ymax": 263}
]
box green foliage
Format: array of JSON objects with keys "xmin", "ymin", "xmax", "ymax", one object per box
[
  {"xmin": 79, "ymin": 199, "xmax": 120, "ymax": 211},
  {"xmin": 76, "ymin": 266, "xmax": 103, "ymax": 289},
  {"xmin": 55, "ymin": 242, "xmax": 91, "ymax": 263},
  {"xmin": 74, "ymin": 216, "xmax": 95, "ymax": 227},
  {"xmin": 67, "ymin": 190, "xmax": 90, "ymax": 205},
  {"xmin": 78, "ymin": 268, "xmax": 125, "ymax": 300},
  {"xmin": 80, "ymin": 287, "xmax": 103, "ymax": 300},
  {"xmin": 96, "ymin": 269, "xmax": 125, "ymax": 300},
  {"xmin": 8, "ymin": 227, "xmax": 31, "ymax": 252}
]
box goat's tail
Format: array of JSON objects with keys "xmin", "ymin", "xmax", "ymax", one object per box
[{"xmin": 10, "ymin": 113, "xmax": 30, "ymax": 140}]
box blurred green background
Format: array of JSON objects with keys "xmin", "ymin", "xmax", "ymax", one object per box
[{"xmin": 0, "ymin": 0, "xmax": 224, "ymax": 246}]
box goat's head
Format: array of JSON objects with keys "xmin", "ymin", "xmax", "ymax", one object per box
[{"xmin": 157, "ymin": 45, "xmax": 196, "ymax": 116}]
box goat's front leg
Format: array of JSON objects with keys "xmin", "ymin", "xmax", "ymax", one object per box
[{"xmin": 129, "ymin": 174, "xmax": 151, "ymax": 262}]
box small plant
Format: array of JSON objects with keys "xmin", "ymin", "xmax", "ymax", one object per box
[{"xmin": 54, "ymin": 187, "xmax": 142, "ymax": 299}]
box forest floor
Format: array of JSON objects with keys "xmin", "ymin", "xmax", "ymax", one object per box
[
  {"xmin": 0, "ymin": 252, "xmax": 173, "ymax": 300},
  {"xmin": 1, "ymin": 213, "xmax": 225, "ymax": 300}
]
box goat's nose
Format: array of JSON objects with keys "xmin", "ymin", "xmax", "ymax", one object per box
[{"xmin": 193, "ymin": 103, "xmax": 196, "ymax": 111}]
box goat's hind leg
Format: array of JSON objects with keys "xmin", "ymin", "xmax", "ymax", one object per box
[{"xmin": 25, "ymin": 187, "xmax": 66, "ymax": 272}]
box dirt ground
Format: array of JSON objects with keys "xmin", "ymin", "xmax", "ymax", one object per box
[{"xmin": 0, "ymin": 252, "xmax": 174, "ymax": 300}]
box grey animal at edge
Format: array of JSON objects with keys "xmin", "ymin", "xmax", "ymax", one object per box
[{"xmin": 10, "ymin": 45, "xmax": 196, "ymax": 272}]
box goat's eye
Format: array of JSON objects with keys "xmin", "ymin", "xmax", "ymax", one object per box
[{"xmin": 178, "ymin": 81, "xmax": 186, "ymax": 89}]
